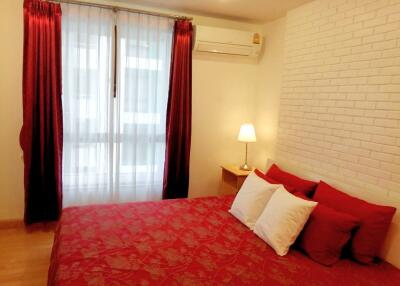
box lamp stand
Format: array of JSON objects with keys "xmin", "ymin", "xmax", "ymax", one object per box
[{"xmin": 240, "ymin": 142, "xmax": 251, "ymax": 171}]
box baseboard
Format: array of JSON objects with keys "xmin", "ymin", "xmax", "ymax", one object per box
[{"xmin": 0, "ymin": 219, "xmax": 24, "ymax": 229}]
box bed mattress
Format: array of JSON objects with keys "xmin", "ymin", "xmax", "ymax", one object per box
[{"xmin": 48, "ymin": 195, "xmax": 400, "ymax": 285}]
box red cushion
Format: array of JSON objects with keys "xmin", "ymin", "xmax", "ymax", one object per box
[
  {"xmin": 298, "ymin": 202, "xmax": 360, "ymax": 266},
  {"xmin": 313, "ymin": 181, "xmax": 396, "ymax": 264},
  {"xmin": 265, "ymin": 164, "xmax": 317, "ymax": 196},
  {"xmin": 254, "ymin": 169, "xmax": 296, "ymax": 193}
]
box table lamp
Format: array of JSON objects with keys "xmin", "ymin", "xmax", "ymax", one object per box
[{"xmin": 237, "ymin": 123, "xmax": 256, "ymax": 171}]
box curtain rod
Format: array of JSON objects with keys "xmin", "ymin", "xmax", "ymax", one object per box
[{"xmin": 48, "ymin": 0, "xmax": 193, "ymax": 21}]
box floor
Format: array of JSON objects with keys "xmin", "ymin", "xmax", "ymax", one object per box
[{"xmin": 0, "ymin": 224, "xmax": 55, "ymax": 286}]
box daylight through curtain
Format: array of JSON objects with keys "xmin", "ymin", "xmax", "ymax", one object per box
[{"xmin": 61, "ymin": 3, "xmax": 173, "ymax": 206}]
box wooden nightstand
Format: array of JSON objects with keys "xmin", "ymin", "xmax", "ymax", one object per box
[{"xmin": 219, "ymin": 165, "xmax": 253, "ymax": 195}]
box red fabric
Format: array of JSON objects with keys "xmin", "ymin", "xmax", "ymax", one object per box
[
  {"xmin": 48, "ymin": 196, "xmax": 400, "ymax": 286},
  {"xmin": 298, "ymin": 202, "xmax": 360, "ymax": 266},
  {"xmin": 313, "ymin": 181, "xmax": 396, "ymax": 264},
  {"xmin": 254, "ymin": 169, "xmax": 296, "ymax": 193},
  {"xmin": 20, "ymin": 0, "xmax": 63, "ymax": 224},
  {"xmin": 266, "ymin": 164, "xmax": 317, "ymax": 196},
  {"xmin": 163, "ymin": 20, "xmax": 193, "ymax": 199}
]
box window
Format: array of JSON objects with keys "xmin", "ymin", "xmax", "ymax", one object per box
[{"xmin": 61, "ymin": 3, "xmax": 173, "ymax": 206}]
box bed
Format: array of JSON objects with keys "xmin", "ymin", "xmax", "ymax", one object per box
[{"xmin": 48, "ymin": 195, "xmax": 400, "ymax": 286}]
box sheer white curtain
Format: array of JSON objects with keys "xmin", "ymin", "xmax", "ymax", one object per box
[
  {"xmin": 62, "ymin": 4, "xmax": 114, "ymax": 207},
  {"xmin": 61, "ymin": 4, "xmax": 173, "ymax": 207},
  {"xmin": 116, "ymin": 12, "xmax": 173, "ymax": 202}
]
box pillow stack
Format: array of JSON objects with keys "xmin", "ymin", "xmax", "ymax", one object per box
[
  {"xmin": 254, "ymin": 169, "xmax": 296, "ymax": 193},
  {"xmin": 295, "ymin": 192, "xmax": 360, "ymax": 266},
  {"xmin": 229, "ymin": 171, "xmax": 281, "ymax": 229},
  {"xmin": 229, "ymin": 167, "xmax": 318, "ymax": 256},
  {"xmin": 229, "ymin": 164, "xmax": 396, "ymax": 267},
  {"xmin": 312, "ymin": 181, "xmax": 396, "ymax": 264},
  {"xmin": 253, "ymin": 188, "xmax": 317, "ymax": 256},
  {"xmin": 266, "ymin": 164, "xmax": 317, "ymax": 196}
]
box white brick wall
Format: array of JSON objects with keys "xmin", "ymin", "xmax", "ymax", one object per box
[{"xmin": 277, "ymin": 0, "xmax": 400, "ymax": 197}]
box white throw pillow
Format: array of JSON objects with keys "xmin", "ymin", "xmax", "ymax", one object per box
[
  {"xmin": 253, "ymin": 187, "xmax": 317, "ymax": 256},
  {"xmin": 229, "ymin": 171, "xmax": 282, "ymax": 229}
]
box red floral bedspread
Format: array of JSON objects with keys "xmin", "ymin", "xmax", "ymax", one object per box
[{"xmin": 48, "ymin": 195, "xmax": 400, "ymax": 286}]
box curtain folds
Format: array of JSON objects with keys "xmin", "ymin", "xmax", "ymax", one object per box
[
  {"xmin": 61, "ymin": 3, "xmax": 173, "ymax": 206},
  {"xmin": 163, "ymin": 20, "xmax": 193, "ymax": 199},
  {"xmin": 61, "ymin": 4, "xmax": 114, "ymax": 207},
  {"xmin": 116, "ymin": 12, "xmax": 174, "ymax": 202},
  {"xmin": 21, "ymin": 0, "xmax": 63, "ymax": 224}
]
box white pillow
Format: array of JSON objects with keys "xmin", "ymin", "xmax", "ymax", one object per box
[
  {"xmin": 229, "ymin": 171, "xmax": 282, "ymax": 229},
  {"xmin": 253, "ymin": 187, "xmax": 317, "ymax": 256}
]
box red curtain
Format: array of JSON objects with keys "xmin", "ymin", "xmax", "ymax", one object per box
[
  {"xmin": 163, "ymin": 20, "xmax": 193, "ymax": 199},
  {"xmin": 20, "ymin": 0, "xmax": 63, "ymax": 224}
]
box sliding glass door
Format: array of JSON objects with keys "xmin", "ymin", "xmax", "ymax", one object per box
[{"xmin": 61, "ymin": 3, "xmax": 173, "ymax": 207}]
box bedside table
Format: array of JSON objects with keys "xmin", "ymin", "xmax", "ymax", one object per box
[{"xmin": 219, "ymin": 165, "xmax": 253, "ymax": 195}]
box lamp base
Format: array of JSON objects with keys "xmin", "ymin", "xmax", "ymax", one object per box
[{"xmin": 240, "ymin": 164, "xmax": 252, "ymax": 171}]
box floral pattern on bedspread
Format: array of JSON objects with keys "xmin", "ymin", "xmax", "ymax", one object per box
[{"xmin": 48, "ymin": 195, "xmax": 400, "ymax": 286}]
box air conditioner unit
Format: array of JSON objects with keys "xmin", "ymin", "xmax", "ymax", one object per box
[{"xmin": 193, "ymin": 25, "xmax": 262, "ymax": 58}]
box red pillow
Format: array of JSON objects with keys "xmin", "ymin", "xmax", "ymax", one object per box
[
  {"xmin": 313, "ymin": 181, "xmax": 396, "ymax": 264},
  {"xmin": 298, "ymin": 202, "xmax": 360, "ymax": 266},
  {"xmin": 254, "ymin": 169, "xmax": 296, "ymax": 193},
  {"xmin": 266, "ymin": 164, "xmax": 317, "ymax": 196}
]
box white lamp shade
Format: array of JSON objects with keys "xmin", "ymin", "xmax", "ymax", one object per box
[{"xmin": 238, "ymin": 124, "xmax": 256, "ymax": 142}]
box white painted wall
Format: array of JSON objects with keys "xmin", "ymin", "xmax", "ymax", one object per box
[
  {"xmin": 251, "ymin": 17, "xmax": 287, "ymax": 171},
  {"xmin": 187, "ymin": 5, "xmax": 263, "ymax": 199},
  {"xmin": 189, "ymin": 55, "xmax": 258, "ymax": 198},
  {"xmin": 0, "ymin": 0, "xmax": 24, "ymax": 220}
]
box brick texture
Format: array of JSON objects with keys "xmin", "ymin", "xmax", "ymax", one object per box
[{"xmin": 277, "ymin": 0, "xmax": 400, "ymax": 196}]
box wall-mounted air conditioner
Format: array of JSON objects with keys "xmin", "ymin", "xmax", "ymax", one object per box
[{"xmin": 193, "ymin": 25, "xmax": 262, "ymax": 58}]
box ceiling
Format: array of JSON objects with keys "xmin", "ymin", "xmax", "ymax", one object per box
[{"xmin": 114, "ymin": 0, "xmax": 313, "ymax": 22}]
